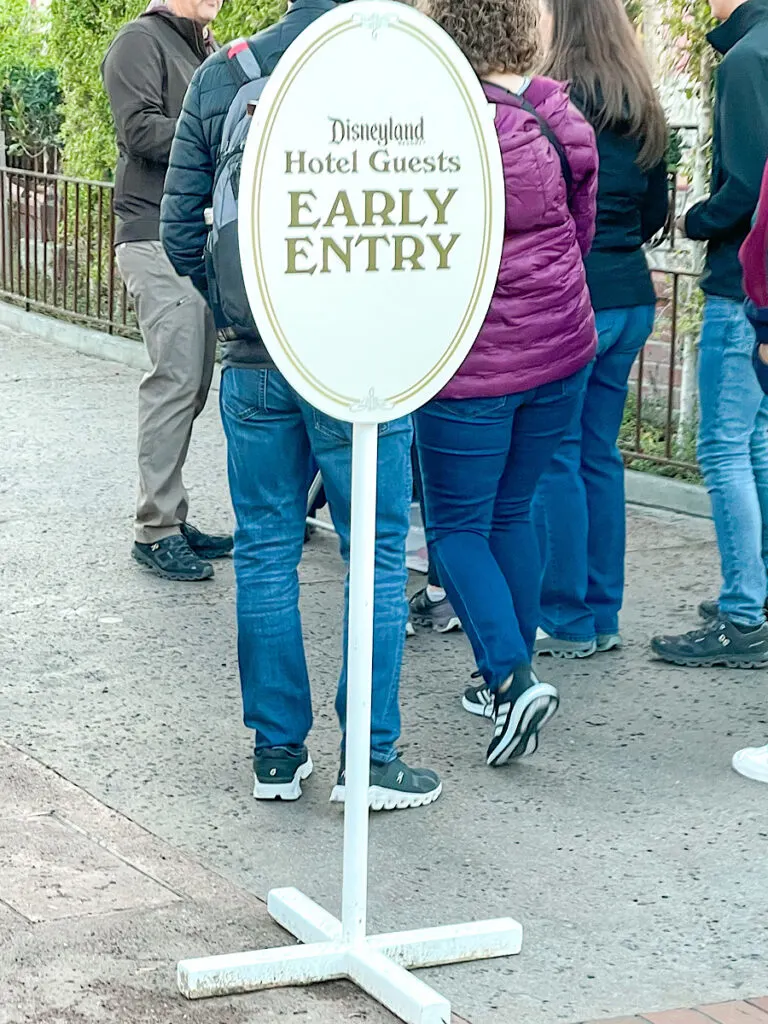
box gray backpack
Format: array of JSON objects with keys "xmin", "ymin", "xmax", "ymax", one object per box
[{"xmin": 205, "ymin": 39, "xmax": 269, "ymax": 339}]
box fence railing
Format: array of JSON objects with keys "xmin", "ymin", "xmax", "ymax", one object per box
[
  {"xmin": 0, "ymin": 167, "xmax": 701, "ymax": 477},
  {"xmin": 621, "ymin": 170, "xmax": 702, "ymax": 480},
  {"xmin": 0, "ymin": 167, "xmax": 138, "ymax": 338},
  {"xmin": 621, "ymin": 262, "xmax": 701, "ymax": 480}
]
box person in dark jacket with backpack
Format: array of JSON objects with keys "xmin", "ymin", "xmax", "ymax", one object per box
[
  {"xmin": 102, "ymin": 0, "xmax": 233, "ymax": 582},
  {"xmin": 533, "ymin": 0, "xmax": 669, "ymax": 660},
  {"xmin": 652, "ymin": 0, "xmax": 768, "ymax": 668},
  {"xmin": 161, "ymin": 0, "xmax": 442, "ymax": 810}
]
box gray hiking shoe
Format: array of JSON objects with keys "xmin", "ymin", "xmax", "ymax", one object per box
[
  {"xmin": 535, "ymin": 628, "xmax": 597, "ymax": 659},
  {"xmin": 330, "ymin": 756, "xmax": 442, "ymax": 811},
  {"xmin": 699, "ymin": 598, "xmax": 768, "ymax": 621},
  {"xmin": 253, "ymin": 747, "xmax": 313, "ymax": 801},
  {"xmin": 132, "ymin": 535, "xmax": 214, "ymax": 582},
  {"xmin": 652, "ymin": 619, "xmax": 768, "ymax": 668},
  {"xmin": 409, "ymin": 588, "xmax": 461, "ymax": 633}
]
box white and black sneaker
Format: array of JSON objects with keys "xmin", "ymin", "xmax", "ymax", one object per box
[
  {"xmin": 486, "ymin": 667, "xmax": 559, "ymax": 767},
  {"xmin": 462, "ymin": 672, "xmax": 494, "ymax": 718}
]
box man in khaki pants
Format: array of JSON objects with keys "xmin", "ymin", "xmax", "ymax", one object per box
[{"xmin": 103, "ymin": 0, "xmax": 231, "ymax": 580}]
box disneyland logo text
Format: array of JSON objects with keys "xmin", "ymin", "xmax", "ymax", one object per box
[{"xmin": 329, "ymin": 117, "xmax": 426, "ymax": 146}]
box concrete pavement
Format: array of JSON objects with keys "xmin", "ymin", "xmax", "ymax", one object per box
[
  {"xmin": 1, "ymin": 328, "xmax": 766, "ymax": 1024},
  {"xmin": 0, "ymin": 740, "xmax": 397, "ymax": 1024}
]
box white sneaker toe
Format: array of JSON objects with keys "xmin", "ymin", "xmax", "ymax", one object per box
[{"xmin": 732, "ymin": 745, "xmax": 768, "ymax": 784}]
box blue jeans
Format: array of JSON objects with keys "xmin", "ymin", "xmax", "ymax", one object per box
[
  {"xmin": 697, "ymin": 296, "xmax": 768, "ymax": 626},
  {"xmin": 414, "ymin": 370, "xmax": 587, "ymax": 691},
  {"xmin": 534, "ymin": 305, "xmax": 656, "ymax": 641},
  {"xmin": 219, "ymin": 368, "xmax": 411, "ymax": 762}
]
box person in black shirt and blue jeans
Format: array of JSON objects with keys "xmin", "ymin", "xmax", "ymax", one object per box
[
  {"xmin": 652, "ymin": 0, "xmax": 768, "ymax": 667},
  {"xmin": 533, "ymin": 0, "xmax": 668, "ymax": 659}
]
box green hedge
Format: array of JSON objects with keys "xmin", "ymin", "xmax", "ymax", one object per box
[
  {"xmin": 214, "ymin": 0, "xmax": 286, "ymax": 42},
  {"xmin": 0, "ymin": 0, "xmax": 48, "ymax": 85},
  {"xmin": 0, "ymin": 0, "xmax": 61, "ymax": 165},
  {"xmin": 49, "ymin": 0, "xmax": 285, "ymax": 181}
]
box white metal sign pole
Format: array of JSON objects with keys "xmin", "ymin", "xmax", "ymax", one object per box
[
  {"xmin": 342, "ymin": 420, "xmax": 378, "ymax": 945},
  {"xmin": 177, "ymin": 4, "xmax": 524, "ymax": 1021}
]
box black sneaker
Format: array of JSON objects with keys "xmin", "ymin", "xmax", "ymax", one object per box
[
  {"xmin": 181, "ymin": 522, "xmax": 233, "ymax": 560},
  {"xmin": 330, "ymin": 756, "xmax": 442, "ymax": 811},
  {"xmin": 409, "ymin": 588, "xmax": 462, "ymax": 633},
  {"xmin": 253, "ymin": 747, "xmax": 313, "ymax": 801},
  {"xmin": 652, "ymin": 619, "xmax": 768, "ymax": 668},
  {"xmin": 462, "ymin": 672, "xmax": 494, "ymax": 719},
  {"xmin": 132, "ymin": 535, "xmax": 214, "ymax": 581},
  {"xmin": 699, "ymin": 598, "xmax": 768, "ymax": 621},
  {"xmin": 486, "ymin": 667, "xmax": 559, "ymax": 767}
]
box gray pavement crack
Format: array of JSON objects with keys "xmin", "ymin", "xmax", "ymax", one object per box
[
  {"xmin": 50, "ymin": 811, "xmax": 187, "ymax": 901},
  {"xmin": 0, "ymin": 895, "xmax": 34, "ymax": 925},
  {"xmin": 0, "ymin": 737, "xmax": 272, "ymax": 912}
]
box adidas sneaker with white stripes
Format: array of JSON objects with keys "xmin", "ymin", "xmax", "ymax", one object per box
[{"xmin": 462, "ymin": 666, "xmax": 559, "ymax": 765}]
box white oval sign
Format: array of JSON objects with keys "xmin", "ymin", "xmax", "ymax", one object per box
[{"xmin": 239, "ymin": 0, "xmax": 504, "ymax": 423}]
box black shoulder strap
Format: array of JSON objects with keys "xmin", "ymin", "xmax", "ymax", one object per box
[
  {"xmin": 513, "ymin": 95, "xmax": 574, "ymax": 199},
  {"xmin": 484, "ymin": 83, "xmax": 574, "ymax": 199}
]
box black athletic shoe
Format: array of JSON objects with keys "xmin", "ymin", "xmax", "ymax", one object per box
[
  {"xmin": 253, "ymin": 747, "xmax": 313, "ymax": 801},
  {"xmin": 652, "ymin": 619, "xmax": 768, "ymax": 668},
  {"xmin": 462, "ymin": 671, "xmax": 494, "ymax": 718},
  {"xmin": 486, "ymin": 667, "xmax": 559, "ymax": 767},
  {"xmin": 330, "ymin": 755, "xmax": 442, "ymax": 811},
  {"xmin": 462, "ymin": 682, "xmax": 495, "ymax": 719},
  {"xmin": 132, "ymin": 535, "xmax": 214, "ymax": 581},
  {"xmin": 181, "ymin": 522, "xmax": 233, "ymax": 560},
  {"xmin": 699, "ymin": 598, "xmax": 768, "ymax": 621}
]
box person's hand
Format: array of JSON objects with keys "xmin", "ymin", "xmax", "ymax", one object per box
[
  {"xmin": 675, "ymin": 214, "xmax": 688, "ymax": 239},
  {"xmin": 758, "ymin": 343, "xmax": 768, "ymax": 365}
]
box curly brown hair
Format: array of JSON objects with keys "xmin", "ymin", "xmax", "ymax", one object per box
[{"xmin": 418, "ymin": 0, "xmax": 540, "ymax": 76}]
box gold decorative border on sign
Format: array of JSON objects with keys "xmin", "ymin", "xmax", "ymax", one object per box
[
  {"xmin": 249, "ymin": 16, "xmax": 496, "ymax": 409},
  {"xmin": 389, "ymin": 20, "xmax": 493, "ymax": 405}
]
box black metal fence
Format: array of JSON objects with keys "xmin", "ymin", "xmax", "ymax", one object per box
[
  {"xmin": 0, "ymin": 167, "xmax": 138, "ymax": 338},
  {"xmin": 622, "ymin": 263, "xmax": 701, "ymax": 480}
]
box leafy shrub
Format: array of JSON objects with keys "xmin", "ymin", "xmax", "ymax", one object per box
[
  {"xmin": 215, "ymin": 0, "xmax": 286, "ymax": 40},
  {"xmin": 0, "ymin": 0, "xmax": 60, "ymax": 164},
  {"xmin": 0, "ymin": 0, "xmax": 47, "ymax": 86},
  {"xmin": 49, "ymin": 0, "xmax": 285, "ymax": 180},
  {"xmin": 2, "ymin": 66, "xmax": 62, "ymax": 163}
]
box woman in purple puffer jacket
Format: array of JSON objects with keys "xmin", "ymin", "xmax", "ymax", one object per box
[{"xmin": 415, "ymin": 0, "xmax": 598, "ymax": 768}]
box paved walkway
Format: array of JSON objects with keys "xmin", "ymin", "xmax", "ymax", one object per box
[
  {"xmin": 587, "ymin": 999, "xmax": 768, "ymax": 1024},
  {"xmin": 1, "ymin": 327, "xmax": 767, "ymax": 1024}
]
